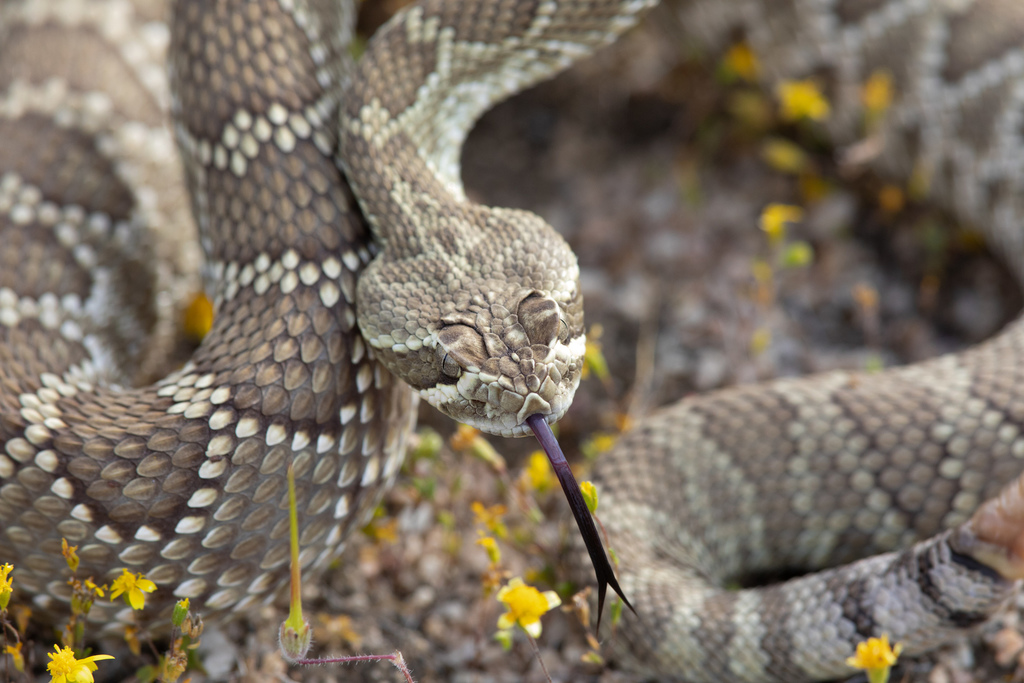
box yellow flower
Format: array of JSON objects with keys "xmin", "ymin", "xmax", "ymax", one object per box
[
  {"xmin": 450, "ymin": 424, "xmax": 480, "ymax": 451},
  {"xmin": 173, "ymin": 598, "xmax": 191, "ymax": 628},
  {"xmin": 451, "ymin": 425, "xmax": 506, "ymax": 472},
  {"xmin": 61, "ymin": 539, "xmax": 79, "ymax": 573},
  {"xmin": 476, "ymin": 535, "xmax": 501, "ymax": 565},
  {"xmin": 846, "ymin": 634, "xmax": 903, "ymax": 683},
  {"xmin": 471, "ymin": 501, "xmax": 508, "ymax": 538},
  {"xmin": 182, "ymin": 291, "xmax": 214, "ymax": 342},
  {"xmin": 580, "ymin": 481, "xmax": 598, "ymax": 513},
  {"xmin": 0, "ymin": 563, "xmax": 12, "ymax": 610},
  {"xmin": 46, "ymin": 645, "xmax": 114, "ymax": 683},
  {"xmin": 779, "ymin": 241, "xmax": 814, "ymax": 269},
  {"xmin": 580, "ymin": 432, "xmax": 618, "ymax": 461},
  {"xmin": 4, "ymin": 641, "xmax": 24, "ymax": 672},
  {"xmin": 777, "ymin": 79, "xmax": 830, "ymax": 122},
  {"xmin": 862, "ymin": 70, "xmax": 894, "ymax": 116},
  {"xmin": 109, "ymin": 569, "xmax": 156, "ymax": 610},
  {"xmin": 759, "ymin": 203, "xmax": 803, "ymax": 244},
  {"xmin": 496, "ymin": 577, "xmax": 561, "ymax": 638},
  {"xmin": 721, "ymin": 41, "xmax": 760, "ymax": 82},
  {"xmin": 521, "ymin": 451, "xmax": 556, "ymax": 494},
  {"xmin": 83, "ymin": 578, "xmax": 104, "ymax": 599},
  {"xmin": 761, "ymin": 138, "xmax": 809, "ymax": 174}
]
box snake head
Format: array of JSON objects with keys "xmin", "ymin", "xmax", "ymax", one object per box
[{"xmin": 356, "ymin": 209, "xmax": 585, "ymax": 438}]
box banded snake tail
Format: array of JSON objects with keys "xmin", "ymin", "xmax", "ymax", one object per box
[{"xmin": 5, "ymin": 0, "xmax": 1024, "ymax": 682}]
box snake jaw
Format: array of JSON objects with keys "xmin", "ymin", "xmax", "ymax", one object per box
[{"xmin": 420, "ymin": 353, "xmax": 582, "ymax": 437}]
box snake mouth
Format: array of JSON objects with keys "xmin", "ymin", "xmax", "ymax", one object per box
[{"xmin": 525, "ymin": 413, "xmax": 633, "ymax": 630}]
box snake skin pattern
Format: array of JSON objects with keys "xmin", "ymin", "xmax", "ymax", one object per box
[
  {"xmin": 5, "ymin": 0, "xmax": 1024, "ymax": 681},
  {"xmin": 589, "ymin": 0, "xmax": 1024, "ymax": 680}
]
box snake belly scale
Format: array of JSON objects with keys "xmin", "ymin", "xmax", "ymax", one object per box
[{"xmin": 6, "ymin": 0, "xmax": 1024, "ymax": 682}]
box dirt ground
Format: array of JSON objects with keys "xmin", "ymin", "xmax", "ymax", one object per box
[{"xmin": 16, "ymin": 2, "xmax": 1024, "ymax": 682}]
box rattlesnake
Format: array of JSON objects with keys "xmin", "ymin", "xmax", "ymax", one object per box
[{"xmin": 3, "ymin": 0, "xmax": 1024, "ymax": 682}]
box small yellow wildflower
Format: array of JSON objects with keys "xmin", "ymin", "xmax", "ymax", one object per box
[
  {"xmin": 451, "ymin": 424, "xmax": 507, "ymax": 472},
  {"xmin": 11, "ymin": 604, "xmax": 30, "ymax": 633},
  {"xmin": 521, "ymin": 451, "xmax": 556, "ymax": 494},
  {"xmin": 109, "ymin": 569, "xmax": 156, "ymax": 610},
  {"xmin": 61, "ymin": 539, "xmax": 79, "ymax": 573},
  {"xmin": 721, "ymin": 41, "xmax": 760, "ymax": 82},
  {"xmin": 476, "ymin": 535, "xmax": 501, "ymax": 565},
  {"xmin": 450, "ymin": 424, "xmax": 479, "ymax": 451},
  {"xmin": 315, "ymin": 613, "xmax": 363, "ymax": 650},
  {"xmin": 846, "ymin": 634, "xmax": 903, "ymax": 683},
  {"xmin": 759, "ymin": 203, "xmax": 803, "ymax": 245},
  {"xmin": 362, "ymin": 516, "xmax": 399, "ymax": 544},
  {"xmin": 124, "ymin": 624, "xmax": 142, "ymax": 656},
  {"xmin": 496, "ymin": 577, "xmax": 561, "ymax": 638},
  {"xmin": 582, "ymin": 339, "xmax": 610, "ymax": 383},
  {"xmin": 761, "ymin": 137, "xmax": 809, "ymax": 174},
  {"xmin": 580, "ymin": 432, "xmax": 618, "ymax": 461},
  {"xmin": 860, "ymin": 71, "xmax": 892, "ymax": 117},
  {"xmin": 4, "ymin": 641, "xmax": 24, "ymax": 673},
  {"xmin": 0, "ymin": 563, "xmax": 12, "ymax": 610},
  {"xmin": 779, "ymin": 241, "xmax": 814, "ymax": 269},
  {"xmin": 777, "ymin": 79, "xmax": 830, "ymax": 122},
  {"xmin": 172, "ymin": 598, "xmax": 191, "ymax": 628},
  {"xmin": 182, "ymin": 292, "xmax": 214, "ymax": 342},
  {"xmin": 580, "ymin": 481, "xmax": 598, "ymax": 514},
  {"xmin": 46, "ymin": 645, "xmax": 114, "ymax": 683},
  {"xmin": 471, "ymin": 501, "xmax": 508, "ymax": 538},
  {"xmin": 83, "ymin": 578, "xmax": 104, "ymax": 599}
]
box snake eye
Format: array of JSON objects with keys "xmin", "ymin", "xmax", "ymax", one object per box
[
  {"xmin": 441, "ymin": 353, "xmax": 462, "ymax": 380},
  {"xmin": 558, "ymin": 319, "xmax": 569, "ymax": 343}
]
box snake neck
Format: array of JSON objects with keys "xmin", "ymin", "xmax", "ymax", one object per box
[{"xmin": 334, "ymin": 0, "xmax": 662, "ymax": 436}]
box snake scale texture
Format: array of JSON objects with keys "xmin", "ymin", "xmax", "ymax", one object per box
[{"xmin": 4, "ymin": 0, "xmax": 1024, "ymax": 681}]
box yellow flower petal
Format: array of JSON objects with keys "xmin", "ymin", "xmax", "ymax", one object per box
[
  {"xmin": 110, "ymin": 569, "xmax": 156, "ymax": 611},
  {"xmin": 495, "ymin": 577, "xmax": 560, "ymax": 638},
  {"xmin": 846, "ymin": 633, "xmax": 902, "ymax": 671},
  {"xmin": 46, "ymin": 645, "xmax": 114, "ymax": 683},
  {"xmin": 777, "ymin": 79, "xmax": 831, "ymax": 122}
]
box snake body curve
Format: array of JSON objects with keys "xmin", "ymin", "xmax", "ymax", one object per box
[
  {"xmin": 0, "ymin": 0, "xmax": 418, "ymax": 625},
  {"xmin": 5, "ymin": 0, "xmax": 1024, "ymax": 682}
]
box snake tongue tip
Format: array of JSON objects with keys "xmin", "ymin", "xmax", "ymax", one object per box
[{"xmin": 525, "ymin": 413, "xmax": 633, "ymax": 633}]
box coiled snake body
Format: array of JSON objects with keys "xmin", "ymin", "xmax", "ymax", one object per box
[{"xmin": 5, "ymin": 0, "xmax": 1024, "ymax": 681}]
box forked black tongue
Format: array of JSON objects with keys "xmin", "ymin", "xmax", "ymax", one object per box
[{"xmin": 525, "ymin": 413, "xmax": 634, "ymax": 631}]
